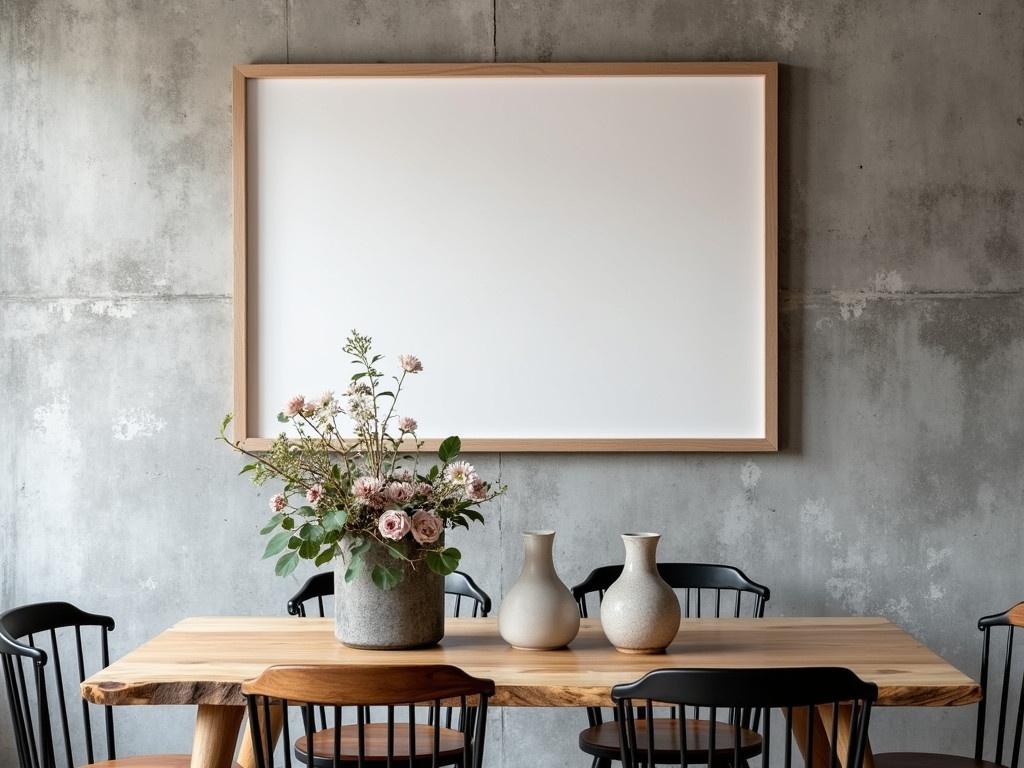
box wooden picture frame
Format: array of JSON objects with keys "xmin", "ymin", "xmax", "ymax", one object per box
[{"xmin": 233, "ymin": 62, "xmax": 778, "ymax": 453}]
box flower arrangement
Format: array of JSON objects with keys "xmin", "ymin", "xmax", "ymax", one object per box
[{"xmin": 219, "ymin": 330, "xmax": 504, "ymax": 590}]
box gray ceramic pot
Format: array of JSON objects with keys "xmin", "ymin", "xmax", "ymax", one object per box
[
  {"xmin": 600, "ymin": 532, "xmax": 681, "ymax": 654},
  {"xmin": 334, "ymin": 538, "xmax": 444, "ymax": 650}
]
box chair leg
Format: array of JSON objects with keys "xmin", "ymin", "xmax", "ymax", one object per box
[{"xmin": 594, "ymin": 758, "xmax": 613, "ymax": 768}]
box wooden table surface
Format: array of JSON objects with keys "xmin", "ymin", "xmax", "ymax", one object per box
[{"xmin": 82, "ymin": 616, "xmax": 979, "ymax": 708}]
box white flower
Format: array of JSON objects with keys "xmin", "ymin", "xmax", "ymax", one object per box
[
  {"xmin": 444, "ymin": 461, "xmax": 475, "ymax": 485},
  {"xmin": 398, "ymin": 416, "xmax": 418, "ymax": 433},
  {"xmin": 306, "ymin": 484, "xmax": 324, "ymax": 506},
  {"xmin": 399, "ymin": 354, "xmax": 423, "ymax": 373}
]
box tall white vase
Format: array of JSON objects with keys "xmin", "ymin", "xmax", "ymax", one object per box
[
  {"xmin": 498, "ymin": 530, "xmax": 580, "ymax": 650},
  {"xmin": 600, "ymin": 533, "xmax": 681, "ymax": 654}
]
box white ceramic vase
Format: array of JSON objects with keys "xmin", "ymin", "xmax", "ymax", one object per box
[
  {"xmin": 497, "ymin": 530, "xmax": 580, "ymax": 650},
  {"xmin": 600, "ymin": 532, "xmax": 681, "ymax": 654}
]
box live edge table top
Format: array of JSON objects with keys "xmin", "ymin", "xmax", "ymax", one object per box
[{"xmin": 81, "ymin": 616, "xmax": 980, "ymax": 709}]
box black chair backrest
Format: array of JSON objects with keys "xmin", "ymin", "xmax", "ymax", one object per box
[
  {"xmin": 288, "ymin": 571, "xmax": 491, "ymax": 618},
  {"xmin": 573, "ymin": 562, "xmax": 770, "ymax": 620},
  {"xmin": 612, "ymin": 667, "xmax": 877, "ymax": 768},
  {"xmin": 975, "ymin": 602, "xmax": 1024, "ymax": 768},
  {"xmin": 242, "ymin": 664, "xmax": 495, "ymax": 768},
  {"xmin": 0, "ymin": 601, "xmax": 116, "ymax": 768}
]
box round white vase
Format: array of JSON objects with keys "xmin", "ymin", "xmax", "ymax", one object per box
[
  {"xmin": 497, "ymin": 530, "xmax": 580, "ymax": 650},
  {"xmin": 600, "ymin": 532, "xmax": 681, "ymax": 654}
]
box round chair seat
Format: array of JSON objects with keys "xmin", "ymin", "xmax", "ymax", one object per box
[
  {"xmin": 875, "ymin": 753, "xmax": 1005, "ymax": 768},
  {"xmin": 295, "ymin": 723, "xmax": 467, "ymax": 767},
  {"xmin": 88, "ymin": 756, "xmax": 242, "ymax": 767},
  {"xmin": 579, "ymin": 718, "xmax": 763, "ymax": 763}
]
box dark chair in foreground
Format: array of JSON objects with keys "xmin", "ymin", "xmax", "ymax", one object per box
[
  {"xmin": 0, "ymin": 601, "xmax": 241, "ymax": 768},
  {"xmin": 874, "ymin": 602, "xmax": 1024, "ymax": 768},
  {"xmin": 612, "ymin": 667, "xmax": 877, "ymax": 768},
  {"xmin": 242, "ymin": 664, "xmax": 494, "ymax": 768},
  {"xmin": 286, "ymin": 570, "xmax": 492, "ymax": 766},
  {"xmin": 287, "ymin": 570, "xmax": 492, "ymax": 618},
  {"xmin": 573, "ymin": 563, "xmax": 771, "ymax": 768}
]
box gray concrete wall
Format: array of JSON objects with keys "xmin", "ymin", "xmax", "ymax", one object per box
[{"xmin": 2, "ymin": 0, "xmax": 1022, "ymax": 764}]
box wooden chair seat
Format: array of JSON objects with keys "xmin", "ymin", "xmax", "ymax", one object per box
[
  {"xmin": 88, "ymin": 757, "xmax": 242, "ymax": 767},
  {"xmin": 579, "ymin": 717, "xmax": 763, "ymax": 762},
  {"xmin": 295, "ymin": 723, "xmax": 467, "ymax": 766},
  {"xmin": 875, "ymin": 753, "xmax": 1005, "ymax": 768}
]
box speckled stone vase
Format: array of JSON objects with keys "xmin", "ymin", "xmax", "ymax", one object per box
[
  {"xmin": 497, "ymin": 530, "xmax": 580, "ymax": 650},
  {"xmin": 600, "ymin": 533, "xmax": 681, "ymax": 654},
  {"xmin": 334, "ymin": 538, "xmax": 444, "ymax": 650}
]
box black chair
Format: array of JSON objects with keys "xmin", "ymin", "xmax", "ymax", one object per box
[
  {"xmin": 874, "ymin": 602, "xmax": 1024, "ymax": 768},
  {"xmin": 612, "ymin": 667, "xmax": 877, "ymax": 768},
  {"xmin": 243, "ymin": 664, "xmax": 494, "ymax": 768},
  {"xmin": 574, "ymin": 563, "xmax": 771, "ymax": 768},
  {"xmin": 287, "ymin": 570, "xmax": 491, "ymax": 618},
  {"xmin": 0, "ymin": 600, "xmax": 240, "ymax": 768},
  {"xmin": 287, "ymin": 571, "xmax": 492, "ymax": 766}
]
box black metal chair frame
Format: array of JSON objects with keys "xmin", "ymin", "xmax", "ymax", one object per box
[
  {"xmin": 612, "ymin": 667, "xmax": 877, "ymax": 768},
  {"xmin": 974, "ymin": 603, "xmax": 1024, "ymax": 768},
  {"xmin": 573, "ymin": 563, "xmax": 771, "ymax": 736},
  {"xmin": 1, "ymin": 601, "xmax": 116, "ymax": 768}
]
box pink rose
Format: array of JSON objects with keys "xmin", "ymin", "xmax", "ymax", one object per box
[
  {"xmin": 399, "ymin": 354, "xmax": 423, "ymax": 373},
  {"xmin": 284, "ymin": 395, "xmax": 305, "ymax": 417},
  {"xmin": 465, "ymin": 473, "xmax": 487, "ymax": 501},
  {"xmin": 385, "ymin": 482, "xmax": 415, "ymax": 505},
  {"xmin": 398, "ymin": 416, "xmax": 418, "ymax": 433},
  {"xmin": 352, "ymin": 476, "xmax": 383, "ymax": 501},
  {"xmin": 410, "ymin": 509, "xmax": 443, "ymax": 545},
  {"xmin": 306, "ymin": 484, "xmax": 324, "ymax": 506},
  {"xmin": 378, "ymin": 509, "xmax": 411, "ymax": 541},
  {"xmin": 269, "ymin": 493, "xmax": 287, "ymax": 512}
]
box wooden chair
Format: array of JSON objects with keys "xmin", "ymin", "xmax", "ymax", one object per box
[
  {"xmin": 874, "ymin": 602, "xmax": 1024, "ymax": 768},
  {"xmin": 612, "ymin": 667, "xmax": 877, "ymax": 768},
  {"xmin": 573, "ymin": 563, "xmax": 771, "ymax": 768},
  {"xmin": 287, "ymin": 571, "xmax": 492, "ymax": 618},
  {"xmin": 0, "ymin": 600, "xmax": 241, "ymax": 768},
  {"xmin": 286, "ymin": 571, "xmax": 492, "ymax": 765},
  {"xmin": 242, "ymin": 665, "xmax": 494, "ymax": 768}
]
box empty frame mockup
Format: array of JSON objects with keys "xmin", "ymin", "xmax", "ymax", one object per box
[{"xmin": 234, "ymin": 63, "xmax": 777, "ymax": 452}]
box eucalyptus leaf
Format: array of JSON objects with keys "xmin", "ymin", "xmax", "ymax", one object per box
[
  {"xmin": 322, "ymin": 509, "xmax": 348, "ymax": 532},
  {"xmin": 425, "ymin": 547, "xmax": 461, "ymax": 576},
  {"xmin": 298, "ymin": 539, "xmax": 319, "ymax": 559},
  {"xmin": 260, "ymin": 513, "xmax": 283, "ymax": 535},
  {"xmin": 344, "ymin": 553, "xmax": 364, "ymax": 583},
  {"xmin": 262, "ymin": 530, "xmax": 290, "ymax": 559},
  {"xmin": 281, "ymin": 516, "xmax": 295, "ymax": 531},
  {"xmin": 371, "ymin": 564, "xmax": 404, "ymax": 591},
  {"xmin": 239, "ymin": 463, "xmax": 259, "ymax": 475},
  {"xmin": 277, "ymin": 413, "xmax": 289, "ymax": 423},
  {"xmin": 275, "ymin": 550, "xmax": 299, "ymax": 577},
  {"xmin": 314, "ymin": 546, "xmax": 336, "ymax": 567}
]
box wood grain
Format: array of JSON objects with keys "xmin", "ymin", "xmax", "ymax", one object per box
[
  {"xmin": 81, "ymin": 617, "xmax": 979, "ymax": 709},
  {"xmin": 89, "ymin": 757, "xmax": 238, "ymax": 768},
  {"xmin": 189, "ymin": 704, "xmax": 245, "ymax": 768},
  {"xmin": 233, "ymin": 61, "xmax": 779, "ymax": 453},
  {"xmin": 1007, "ymin": 602, "xmax": 1024, "ymax": 627}
]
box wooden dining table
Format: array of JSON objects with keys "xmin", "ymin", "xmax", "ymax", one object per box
[{"xmin": 81, "ymin": 616, "xmax": 979, "ymax": 768}]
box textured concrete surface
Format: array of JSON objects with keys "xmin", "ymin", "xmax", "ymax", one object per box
[{"xmin": 2, "ymin": 0, "xmax": 1023, "ymax": 765}]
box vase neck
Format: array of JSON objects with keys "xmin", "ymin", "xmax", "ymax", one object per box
[
  {"xmin": 521, "ymin": 532, "xmax": 556, "ymax": 577},
  {"xmin": 622, "ymin": 534, "xmax": 660, "ymax": 574}
]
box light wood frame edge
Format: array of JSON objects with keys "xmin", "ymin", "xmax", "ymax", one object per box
[{"xmin": 232, "ymin": 62, "xmax": 779, "ymax": 454}]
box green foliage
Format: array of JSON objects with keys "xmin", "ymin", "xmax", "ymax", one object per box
[
  {"xmin": 438, "ymin": 435, "xmax": 461, "ymax": 463},
  {"xmin": 425, "ymin": 547, "xmax": 461, "ymax": 576},
  {"xmin": 262, "ymin": 531, "xmax": 290, "ymax": 559},
  {"xmin": 275, "ymin": 551, "xmax": 299, "ymax": 577},
  {"xmin": 371, "ymin": 563, "xmax": 404, "ymax": 591}
]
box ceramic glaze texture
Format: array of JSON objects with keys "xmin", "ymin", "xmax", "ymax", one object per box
[
  {"xmin": 600, "ymin": 533, "xmax": 682, "ymax": 653},
  {"xmin": 497, "ymin": 531, "xmax": 581, "ymax": 650},
  {"xmin": 334, "ymin": 539, "xmax": 444, "ymax": 650}
]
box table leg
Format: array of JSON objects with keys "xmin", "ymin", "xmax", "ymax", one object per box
[
  {"xmin": 236, "ymin": 703, "xmax": 283, "ymax": 768},
  {"xmin": 789, "ymin": 704, "xmax": 876, "ymax": 768},
  {"xmin": 190, "ymin": 704, "xmax": 245, "ymax": 768},
  {"xmin": 818, "ymin": 703, "xmax": 876, "ymax": 768}
]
